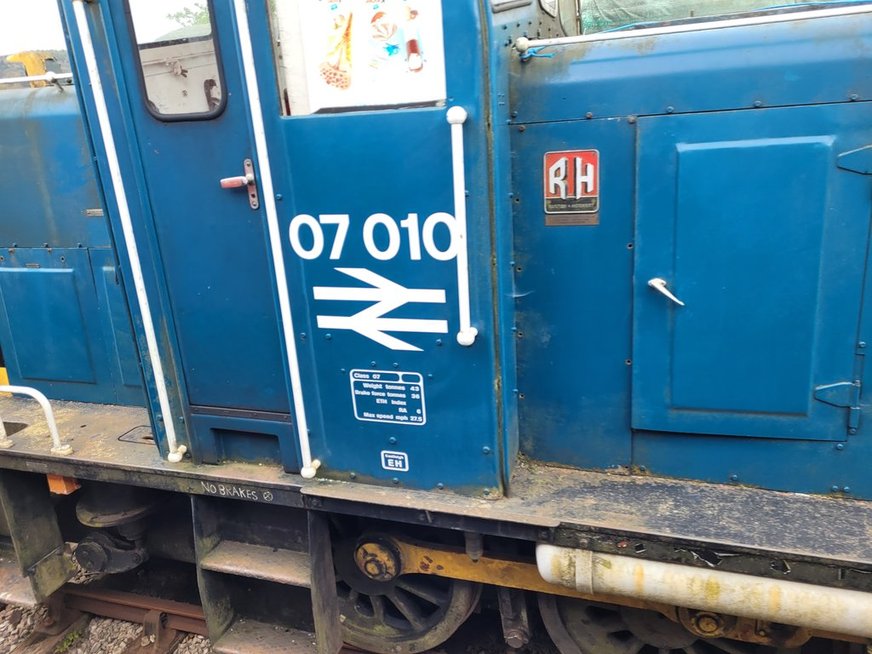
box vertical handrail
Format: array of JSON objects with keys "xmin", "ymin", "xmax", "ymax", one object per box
[
  {"xmin": 231, "ymin": 0, "xmax": 320, "ymax": 478},
  {"xmin": 447, "ymin": 106, "xmax": 478, "ymax": 347},
  {"xmin": 0, "ymin": 386, "xmax": 72, "ymax": 454},
  {"xmin": 72, "ymin": 0, "xmax": 186, "ymax": 463}
]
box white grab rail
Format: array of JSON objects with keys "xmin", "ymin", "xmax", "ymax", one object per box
[
  {"xmin": 446, "ymin": 106, "xmax": 478, "ymax": 347},
  {"xmin": 0, "ymin": 72, "xmax": 73, "ymax": 86},
  {"xmin": 232, "ymin": 0, "xmax": 320, "ymax": 478},
  {"xmin": 72, "ymin": 0, "xmax": 186, "ymax": 463},
  {"xmin": 0, "ymin": 385, "xmax": 71, "ymax": 454}
]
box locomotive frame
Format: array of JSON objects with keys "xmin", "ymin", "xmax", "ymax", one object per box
[{"xmin": 1, "ymin": 0, "xmax": 872, "ymax": 652}]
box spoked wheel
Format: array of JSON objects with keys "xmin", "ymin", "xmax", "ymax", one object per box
[
  {"xmin": 539, "ymin": 596, "xmax": 804, "ymax": 654},
  {"xmin": 335, "ymin": 536, "xmax": 481, "ymax": 653}
]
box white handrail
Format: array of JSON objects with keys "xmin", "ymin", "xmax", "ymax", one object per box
[
  {"xmin": 446, "ymin": 106, "xmax": 478, "ymax": 347},
  {"xmin": 232, "ymin": 0, "xmax": 320, "ymax": 479},
  {"xmin": 0, "ymin": 385, "xmax": 71, "ymax": 454},
  {"xmin": 72, "ymin": 0, "xmax": 186, "ymax": 463},
  {"xmin": 0, "ymin": 72, "xmax": 73, "ymax": 86}
]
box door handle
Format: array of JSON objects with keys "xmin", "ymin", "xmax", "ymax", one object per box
[
  {"xmin": 219, "ymin": 175, "xmax": 253, "ymax": 189},
  {"xmin": 219, "ymin": 158, "xmax": 259, "ymax": 210},
  {"xmin": 647, "ymin": 278, "xmax": 685, "ymax": 307}
]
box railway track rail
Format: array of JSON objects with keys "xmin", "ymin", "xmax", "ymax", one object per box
[{"xmin": 7, "ymin": 585, "xmax": 366, "ymax": 654}]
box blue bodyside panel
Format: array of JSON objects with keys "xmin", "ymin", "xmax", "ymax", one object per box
[
  {"xmin": 0, "ymin": 249, "xmax": 99, "ymax": 398},
  {"xmin": 512, "ymin": 12, "xmax": 872, "ymax": 498},
  {"xmin": 513, "ymin": 118, "xmax": 635, "ymax": 469},
  {"xmin": 512, "ymin": 12, "xmax": 872, "ymax": 123},
  {"xmin": 632, "ymin": 433, "xmax": 867, "ymax": 497},
  {"xmin": 0, "ymin": 247, "xmax": 142, "ymax": 405},
  {"xmin": 90, "ymin": 248, "xmax": 145, "ymax": 406},
  {"xmin": 0, "ymin": 80, "xmax": 144, "ymax": 407},
  {"xmin": 0, "ymin": 88, "xmax": 109, "ymax": 248},
  {"xmin": 486, "ymin": 7, "xmax": 523, "ymax": 485},
  {"xmin": 0, "ymin": 256, "xmax": 95, "ymax": 384}
]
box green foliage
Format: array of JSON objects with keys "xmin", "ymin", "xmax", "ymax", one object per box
[
  {"xmin": 167, "ymin": 2, "xmax": 210, "ymax": 28},
  {"xmin": 53, "ymin": 629, "xmax": 82, "ymax": 654}
]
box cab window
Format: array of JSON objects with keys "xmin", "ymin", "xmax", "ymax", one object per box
[{"xmin": 580, "ymin": 0, "xmax": 862, "ymax": 33}]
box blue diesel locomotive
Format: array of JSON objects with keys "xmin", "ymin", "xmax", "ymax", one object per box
[{"xmin": 1, "ymin": 0, "xmax": 871, "ymax": 652}]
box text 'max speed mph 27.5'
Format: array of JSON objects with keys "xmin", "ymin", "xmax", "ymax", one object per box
[{"xmin": 2, "ymin": 0, "xmax": 872, "ymax": 651}]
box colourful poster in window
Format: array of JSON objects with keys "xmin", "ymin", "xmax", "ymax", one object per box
[{"xmin": 275, "ymin": 0, "xmax": 446, "ymax": 114}]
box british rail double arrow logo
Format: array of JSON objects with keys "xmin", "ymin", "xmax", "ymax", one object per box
[{"xmin": 313, "ymin": 268, "xmax": 448, "ymax": 351}]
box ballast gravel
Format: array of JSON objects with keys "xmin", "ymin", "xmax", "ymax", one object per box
[
  {"xmin": 0, "ymin": 604, "xmax": 48, "ymax": 652},
  {"xmin": 0, "ymin": 605, "xmax": 213, "ymax": 654}
]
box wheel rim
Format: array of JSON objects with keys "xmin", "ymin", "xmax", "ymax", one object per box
[
  {"xmin": 338, "ymin": 574, "xmax": 480, "ymax": 653},
  {"xmin": 539, "ymin": 596, "xmax": 805, "ymax": 654},
  {"xmin": 335, "ymin": 534, "xmax": 481, "ymax": 653}
]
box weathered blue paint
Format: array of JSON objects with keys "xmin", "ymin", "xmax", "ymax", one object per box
[
  {"xmin": 245, "ymin": 0, "xmax": 504, "ymax": 492},
  {"xmin": 0, "ymin": 87, "xmax": 108, "ymax": 248},
  {"xmin": 512, "ymin": 117, "xmax": 635, "ymax": 469},
  {"xmin": 634, "ymin": 104, "xmax": 871, "ymax": 441},
  {"xmin": 512, "ymin": 10, "xmax": 872, "ymax": 497},
  {"xmin": 61, "ymin": 0, "xmax": 505, "ymax": 491},
  {"xmin": 62, "ymin": 0, "xmax": 192, "ymax": 459},
  {"xmin": 48, "ymin": 0, "xmax": 872, "ymax": 500},
  {"xmin": 512, "ymin": 12, "xmax": 872, "ymax": 123},
  {"xmin": 0, "ymin": 85, "xmax": 142, "ymax": 405},
  {"xmin": 0, "ymin": 247, "xmax": 140, "ymax": 404}
]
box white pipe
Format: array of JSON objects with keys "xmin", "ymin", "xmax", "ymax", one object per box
[
  {"xmin": 0, "ymin": 386, "xmax": 71, "ymax": 454},
  {"xmin": 231, "ymin": 0, "xmax": 319, "ymax": 479},
  {"xmin": 446, "ymin": 106, "xmax": 477, "ymax": 347},
  {"xmin": 0, "ymin": 72, "xmax": 73, "ymax": 86},
  {"xmin": 514, "ymin": 4, "xmax": 872, "ymax": 53},
  {"xmin": 537, "ymin": 543, "xmax": 872, "ymax": 638},
  {"xmin": 72, "ymin": 0, "xmax": 186, "ymax": 463}
]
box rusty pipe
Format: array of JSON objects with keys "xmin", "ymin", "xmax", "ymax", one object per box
[{"xmin": 536, "ymin": 544, "xmax": 872, "ymax": 638}]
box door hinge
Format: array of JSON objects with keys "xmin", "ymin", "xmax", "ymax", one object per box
[{"xmin": 814, "ymin": 381, "xmax": 861, "ymax": 432}]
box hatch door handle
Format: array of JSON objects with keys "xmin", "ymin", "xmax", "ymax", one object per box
[
  {"xmin": 647, "ymin": 277, "xmax": 685, "ymax": 307},
  {"xmin": 219, "ymin": 158, "xmax": 259, "ymax": 210}
]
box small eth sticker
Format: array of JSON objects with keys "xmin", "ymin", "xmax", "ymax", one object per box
[
  {"xmin": 381, "ymin": 451, "xmax": 409, "ymax": 472},
  {"xmin": 543, "ymin": 149, "xmax": 600, "ymax": 226}
]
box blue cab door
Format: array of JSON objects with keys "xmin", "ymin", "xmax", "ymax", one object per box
[
  {"xmin": 63, "ymin": 0, "xmax": 297, "ymax": 466},
  {"xmin": 633, "ymin": 103, "xmax": 872, "ymax": 441}
]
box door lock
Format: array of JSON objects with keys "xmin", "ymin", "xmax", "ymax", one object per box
[{"xmin": 219, "ymin": 158, "xmax": 259, "ymax": 209}]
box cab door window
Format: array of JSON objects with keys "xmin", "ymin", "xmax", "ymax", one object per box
[{"xmin": 127, "ymin": 0, "xmax": 225, "ymax": 118}]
